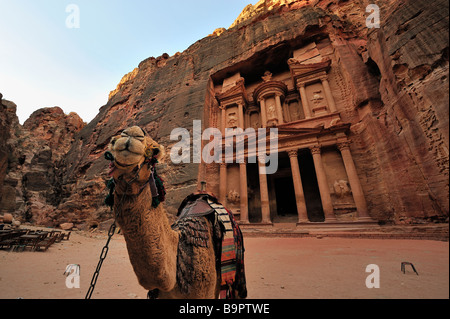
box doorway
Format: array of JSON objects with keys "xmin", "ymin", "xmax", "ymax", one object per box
[
  {"xmin": 274, "ymin": 176, "xmax": 297, "ymax": 218},
  {"xmin": 298, "ymin": 149, "xmax": 325, "ymax": 222}
]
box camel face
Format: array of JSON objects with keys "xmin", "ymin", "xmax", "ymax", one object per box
[{"xmin": 108, "ymin": 126, "xmax": 165, "ymax": 181}]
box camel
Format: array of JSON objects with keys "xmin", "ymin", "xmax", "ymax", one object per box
[{"xmin": 106, "ymin": 126, "xmax": 223, "ymax": 299}]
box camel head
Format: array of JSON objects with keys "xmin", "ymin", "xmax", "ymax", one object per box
[{"xmin": 106, "ymin": 126, "xmax": 165, "ymax": 192}]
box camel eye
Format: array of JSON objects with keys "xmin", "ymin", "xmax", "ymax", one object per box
[
  {"xmin": 135, "ymin": 135, "xmax": 145, "ymax": 141},
  {"xmin": 121, "ymin": 132, "xmax": 129, "ymax": 137}
]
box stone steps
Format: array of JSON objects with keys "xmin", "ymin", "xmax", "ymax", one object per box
[{"xmin": 240, "ymin": 223, "xmax": 449, "ymax": 241}]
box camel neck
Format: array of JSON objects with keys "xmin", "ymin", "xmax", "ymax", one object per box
[{"xmin": 113, "ymin": 185, "xmax": 179, "ymax": 291}]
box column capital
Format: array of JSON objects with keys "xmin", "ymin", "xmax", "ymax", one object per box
[
  {"xmin": 237, "ymin": 101, "xmax": 246, "ymax": 108},
  {"xmin": 319, "ymin": 75, "xmax": 329, "ymax": 82},
  {"xmin": 219, "ymin": 162, "xmax": 228, "ymax": 168},
  {"xmin": 337, "ymin": 141, "xmax": 351, "ymax": 151},
  {"xmin": 287, "ymin": 149, "xmax": 298, "ymax": 158},
  {"xmin": 310, "ymin": 145, "xmax": 321, "ymax": 155},
  {"xmin": 238, "ymin": 159, "xmax": 247, "ymax": 165},
  {"xmin": 297, "ymin": 81, "xmax": 306, "ymax": 88}
]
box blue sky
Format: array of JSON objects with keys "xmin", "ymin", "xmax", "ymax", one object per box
[{"xmin": 0, "ymin": 0, "xmax": 256, "ymax": 124}]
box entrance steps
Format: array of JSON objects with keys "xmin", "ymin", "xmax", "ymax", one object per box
[{"xmin": 239, "ymin": 222, "xmax": 449, "ymax": 241}]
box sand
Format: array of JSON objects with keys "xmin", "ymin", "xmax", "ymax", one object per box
[{"xmin": 0, "ymin": 230, "xmax": 448, "ymax": 299}]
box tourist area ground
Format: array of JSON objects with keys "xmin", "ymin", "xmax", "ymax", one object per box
[{"xmin": 0, "ymin": 226, "xmax": 448, "ymax": 299}]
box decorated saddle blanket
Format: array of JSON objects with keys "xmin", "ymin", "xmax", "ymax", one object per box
[{"xmin": 172, "ymin": 193, "xmax": 247, "ymax": 299}]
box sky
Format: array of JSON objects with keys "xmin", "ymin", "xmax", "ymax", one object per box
[{"xmin": 0, "ymin": 0, "xmax": 257, "ymax": 124}]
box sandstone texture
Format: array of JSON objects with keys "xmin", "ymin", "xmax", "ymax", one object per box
[
  {"xmin": 0, "ymin": 102, "xmax": 85, "ymax": 227},
  {"xmin": 0, "ymin": 0, "xmax": 448, "ymax": 228}
]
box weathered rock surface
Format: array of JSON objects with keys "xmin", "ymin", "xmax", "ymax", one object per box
[
  {"xmin": 60, "ymin": 0, "xmax": 447, "ymax": 225},
  {"xmin": 0, "ymin": 102, "xmax": 85, "ymax": 227},
  {"xmin": 0, "ymin": 0, "xmax": 448, "ymax": 227}
]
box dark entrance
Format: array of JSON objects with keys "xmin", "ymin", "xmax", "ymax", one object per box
[
  {"xmin": 298, "ymin": 149, "xmax": 325, "ymax": 222},
  {"xmin": 247, "ymin": 162, "xmax": 262, "ymax": 223},
  {"xmin": 274, "ymin": 176, "xmax": 297, "ymax": 217},
  {"xmin": 270, "ymin": 152, "xmax": 298, "ymax": 222}
]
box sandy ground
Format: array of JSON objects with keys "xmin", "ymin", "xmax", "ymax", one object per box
[{"xmin": 0, "ymin": 230, "xmax": 448, "ymax": 299}]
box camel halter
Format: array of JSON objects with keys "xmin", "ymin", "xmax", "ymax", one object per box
[{"xmin": 85, "ymin": 151, "xmax": 165, "ymax": 299}]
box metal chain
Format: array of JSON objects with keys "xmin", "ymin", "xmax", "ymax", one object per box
[
  {"xmin": 85, "ymin": 163, "xmax": 146, "ymax": 299},
  {"xmin": 85, "ymin": 218, "xmax": 117, "ymax": 299}
]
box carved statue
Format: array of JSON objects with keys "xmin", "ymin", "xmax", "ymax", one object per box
[
  {"xmin": 227, "ymin": 112, "xmax": 238, "ymax": 127},
  {"xmin": 333, "ymin": 180, "xmax": 351, "ymax": 197},
  {"xmin": 261, "ymin": 71, "xmax": 273, "ymax": 82},
  {"xmin": 311, "ymin": 90, "xmax": 324, "ymax": 105},
  {"xmin": 227, "ymin": 189, "xmax": 240, "ymax": 204},
  {"xmin": 266, "ymin": 100, "xmax": 276, "ymax": 118}
]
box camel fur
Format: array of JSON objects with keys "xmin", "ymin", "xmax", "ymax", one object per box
[{"xmin": 108, "ymin": 126, "xmax": 219, "ymax": 299}]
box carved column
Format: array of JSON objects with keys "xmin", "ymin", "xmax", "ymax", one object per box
[
  {"xmin": 258, "ymin": 160, "xmax": 271, "ymax": 224},
  {"xmin": 219, "ymin": 163, "xmax": 227, "ymax": 205},
  {"xmin": 239, "ymin": 161, "xmax": 249, "ymax": 223},
  {"xmin": 238, "ymin": 103, "xmax": 245, "ymax": 128},
  {"xmin": 288, "ymin": 150, "xmax": 309, "ymax": 223},
  {"xmin": 259, "ymin": 98, "xmax": 267, "ymax": 128},
  {"xmin": 320, "ymin": 76, "xmax": 337, "ymax": 113},
  {"xmin": 221, "ymin": 106, "xmax": 226, "ymax": 135},
  {"xmin": 275, "ymin": 94, "xmax": 284, "ymax": 124},
  {"xmin": 298, "ymin": 83, "xmax": 312, "ymax": 119},
  {"xmin": 310, "ymin": 145, "xmax": 336, "ymax": 222},
  {"xmin": 337, "ymin": 142, "xmax": 373, "ymax": 221}
]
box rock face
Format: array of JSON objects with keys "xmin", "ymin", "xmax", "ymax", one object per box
[
  {"xmin": 0, "ymin": 94, "xmax": 18, "ymax": 209},
  {"xmin": 0, "ymin": 0, "xmax": 448, "ymax": 227},
  {"xmin": 0, "ymin": 103, "xmax": 85, "ymax": 226}
]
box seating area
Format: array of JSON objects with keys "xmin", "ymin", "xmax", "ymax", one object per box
[{"xmin": 0, "ymin": 227, "xmax": 71, "ymax": 252}]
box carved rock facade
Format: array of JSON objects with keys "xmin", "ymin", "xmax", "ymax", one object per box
[{"xmin": 0, "ymin": 0, "xmax": 447, "ymax": 227}]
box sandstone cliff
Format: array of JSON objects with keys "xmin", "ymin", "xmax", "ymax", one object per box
[
  {"xmin": 0, "ymin": 0, "xmax": 448, "ymax": 228},
  {"xmin": 0, "ymin": 102, "xmax": 85, "ymax": 226}
]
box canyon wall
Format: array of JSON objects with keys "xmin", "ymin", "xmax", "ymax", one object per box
[{"xmin": 0, "ymin": 0, "xmax": 448, "ymax": 227}]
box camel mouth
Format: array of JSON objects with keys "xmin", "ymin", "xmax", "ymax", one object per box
[{"xmin": 113, "ymin": 159, "xmax": 141, "ymax": 169}]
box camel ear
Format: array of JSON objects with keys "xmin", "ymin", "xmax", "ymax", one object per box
[{"xmin": 144, "ymin": 136, "xmax": 165, "ymax": 160}]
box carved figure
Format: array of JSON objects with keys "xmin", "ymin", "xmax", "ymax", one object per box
[{"xmin": 333, "ymin": 180, "xmax": 351, "ymax": 197}]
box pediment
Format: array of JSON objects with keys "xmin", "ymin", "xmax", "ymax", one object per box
[
  {"xmin": 288, "ymin": 58, "xmax": 331, "ymax": 78},
  {"xmin": 216, "ymin": 80, "xmax": 247, "ymax": 104},
  {"xmin": 253, "ymin": 80, "xmax": 288, "ymax": 101}
]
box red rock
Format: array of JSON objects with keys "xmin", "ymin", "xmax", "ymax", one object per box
[
  {"xmin": 59, "ymin": 222, "xmax": 74, "ymax": 230},
  {"xmin": 1, "ymin": 0, "xmax": 448, "ymax": 227}
]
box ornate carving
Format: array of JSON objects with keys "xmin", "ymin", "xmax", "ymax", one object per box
[
  {"xmin": 227, "ymin": 189, "xmax": 240, "ymax": 204},
  {"xmin": 227, "ymin": 112, "xmax": 238, "ymax": 127},
  {"xmin": 333, "ymin": 180, "xmax": 351, "ymax": 197},
  {"xmin": 311, "ymin": 90, "xmax": 325, "ymax": 105},
  {"xmin": 267, "ymin": 99, "xmax": 276, "ymax": 119},
  {"xmin": 310, "ymin": 145, "xmax": 321, "ymax": 155},
  {"xmin": 261, "ymin": 71, "xmax": 273, "ymax": 82},
  {"xmin": 337, "ymin": 142, "xmax": 351, "ymax": 151},
  {"xmin": 287, "ymin": 150, "xmax": 298, "ymax": 158}
]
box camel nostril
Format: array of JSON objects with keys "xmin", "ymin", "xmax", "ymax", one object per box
[
  {"xmin": 105, "ymin": 151, "xmax": 114, "ymax": 161},
  {"xmin": 125, "ymin": 138, "xmax": 131, "ymax": 149}
]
